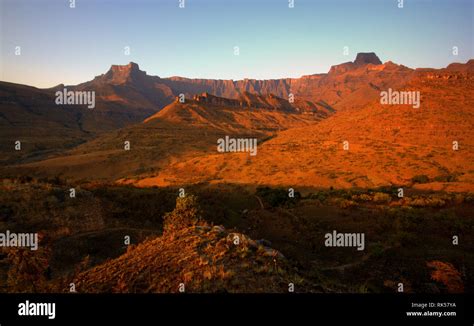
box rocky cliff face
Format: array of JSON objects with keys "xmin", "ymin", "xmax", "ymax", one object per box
[
  {"xmin": 190, "ymin": 92, "xmax": 301, "ymax": 113},
  {"xmin": 164, "ymin": 52, "xmax": 411, "ymax": 112},
  {"xmin": 74, "ymin": 53, "xmax": 412, "ymax": 114},
  {"xmin": 328, "ymin": 52, "xmax": 383, "ymax": 74},
  {"xmin": 102, "ymin": 62, "xmax": 147, "ymax": 84},
  {"xmin": 192, "ymin": 92, "xmax": 242, "ymax": 107},
  {"xmin": 163, "ymin": 77, "xmax": 293, "ymax": 100},
  {"xmin": 75, "ymin": 62, "xmax": 175, "ymax": 110}
]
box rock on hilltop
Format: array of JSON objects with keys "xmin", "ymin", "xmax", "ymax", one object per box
[
  {"xmin": 329, "ymin": 52, "xmax": 383, "ymax": 74},
  {"xmin": 354, "ymin": 52, "xmax": 383, "ymax": 66},
  {"xmin": 70, "ymin": 196, "xmax": 306, "ymax": 293}
]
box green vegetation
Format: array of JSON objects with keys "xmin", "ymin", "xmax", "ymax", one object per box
[{"xmin": 0, "ymin": 178, "xmax": 472, "ymax": 293}]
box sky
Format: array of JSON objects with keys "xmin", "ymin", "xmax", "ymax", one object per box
[{"xmin": 0, "ymin": 0, "xmax": 473, "ymax": 88}]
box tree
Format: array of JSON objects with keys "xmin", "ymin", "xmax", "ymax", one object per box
[{"xmin": 163, "ymin": 195, "xmax": 204, "ymax": 233}]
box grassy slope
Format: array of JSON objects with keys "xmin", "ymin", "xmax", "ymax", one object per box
[{"xmin": 132, "ymin": 71, "xmax": 474, "ymax": 192}]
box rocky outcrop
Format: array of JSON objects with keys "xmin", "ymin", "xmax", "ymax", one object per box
[
  {"xmin": 190, "ymin": 92, "xmax": 298, "ymax": 112},
  {"xmin": 329, "ymin": 52, "xmax": 383, "ymax": 74},
  {"xmin": 192, "ymin": 92, "xmax": 242, "ymax": 107},
  {"xmin": 70, "ymin": 219, "xmax": 295, "ymax": 293},
  {"xmin": 102, "ymin": 62, "xmax": 148, "ymax": 84}
]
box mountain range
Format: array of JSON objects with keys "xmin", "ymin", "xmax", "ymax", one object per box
[
  {"xmin": 1, "ymin": 52, "xmax": 473, "ymax": 295},
  {"xmin": 0, "ymin": 53, "xmax": 407, "ymax": 161},
  {"xmin": 1, "ymin": 53, "xmax": 473, "ymax": 191}
]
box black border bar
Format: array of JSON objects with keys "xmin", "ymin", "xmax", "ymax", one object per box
[{"xmin": 0, "ymin": 293, "xmax": 472, "ymax": 322}]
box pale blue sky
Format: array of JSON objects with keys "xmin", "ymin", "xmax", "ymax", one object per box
[{"xmin": 0, "ymin": 0, "xmax": 472, "ymax": 88}]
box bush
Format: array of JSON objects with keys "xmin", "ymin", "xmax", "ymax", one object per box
[
  {"xmin": 408, "ymin": 196, "xmax": 446, "ymax": 207},
  {"xmin": 338, "ymin": 199, "xmax": 357, "ymax": 209},
  {"xmin": 352, "ymin": 194, "xmax": 372, "ymax": 202},
  {"xmin": 412, "ymin": 175, "xmax": 430, "ymax": 184},
  {"xmin": 310, "ymin": 191, "xmax": 327, "ymax": 202},
  {"xmin": 6, "ymin": 247, "xmax": 51, "ymax": 293},
  {"xmin": 163, "ymin": 195, "xmax": 204, "ymax": 233},
  {"xmin": 464, "ymin": 193, "xmax": 474, "ymax": 204},
  {"xmin": 373, "ymin": 192, "xmax": 391, "ymax": 204},
  {"xmin": 426, "ymin": 261, "xmax": 464, "ymax": 293}
]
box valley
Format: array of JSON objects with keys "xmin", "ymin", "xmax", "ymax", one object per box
[{"xmin": 0, "ymin": 53, "xmax": 473, "ymax": 294}]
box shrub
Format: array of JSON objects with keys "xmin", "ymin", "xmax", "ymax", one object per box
[
  {"xmin": 408, "ymin": 196, "xmax": 446, "ymax": 207},
  {"xmin": 464, "ymin": 193, "xmax": 474, "ymax": 204},
  {"xmin": 352, "ymin": 194, "xmax": 372, "ymax": 202},
  {"xmin": 163, "ymin": 195, "xmax": 204, "ymax": 233},
  {"xmin": 310, "ymin": 192, "xmax": 327, "ymax": 202},
  {"xmin": 6, "ymin": 247, "xmax": 51, "ymax": 293},
  {"xmin": 373, "ymin": 192, "xmax": 391, "ymax": 204},
  {"xmin": 411, "ymin": 175, "xmax": 430, "ymax": 184},
  {"xmin": 426, "ymin": 261, "xmax": 464, "ymax": 293},
  {"xmin": 338, "ymin": 199, "xmax": 357, "ymax": 209}
]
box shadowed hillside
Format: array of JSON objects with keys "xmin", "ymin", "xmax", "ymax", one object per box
[
  {"xmin": 1, "ymin": 179, "xmax": 471, "ymax": 294},
  {"xmin": 4, "ymin": 93, "xmax": 322, "ymax": 180}
]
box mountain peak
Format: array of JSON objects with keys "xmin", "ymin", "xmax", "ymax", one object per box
[
  {"xmin": 126, "ymin": 62, "xmax": 140, "ymax": 71},
  {"xmin": 329, "ymin": 52, "xmax": 383, "ymax": 74},
  {"xmin": 103, "ymin": 62, "xmax": 147, "ymax": 84},
  {"xmin": 110, "ymin": 62, "xmax": 141, "ymax": 74},
  {"xmin": 354, "ymin": 52, "xmax": 382, "ymax": 66}
]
